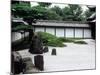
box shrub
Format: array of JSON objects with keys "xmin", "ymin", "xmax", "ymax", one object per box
[
  {"xmin": 47, "ymin": 39, "xmax": 66, "ymax": 47},
  {"xmin": 74, "ymin": 41, "xmax": 87, "ymax": 44},
  {"xmin": 58, "ymin": 37, "xmax": 75, "ymax": 43},
  {"xmin": 37, "ymin": 32, "xmax": 66, "ymax": 47}
]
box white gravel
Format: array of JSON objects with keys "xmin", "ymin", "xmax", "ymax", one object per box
[{"xmin": 17, "ymin": 39, "xmax": 96, "ymax": 73}]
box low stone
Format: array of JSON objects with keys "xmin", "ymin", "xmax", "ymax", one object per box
[
  {"xmin": 51, "ymin": 48, "xmax": 57, "ymax": 55},
  {"xmin": 22, "ymin": 57, "xmax": 36, "ymax": 73}
]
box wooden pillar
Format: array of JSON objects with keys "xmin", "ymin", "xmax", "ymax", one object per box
[
  {"xmin": 44, "ymin": 27, "xmax": 46, "ymax": 32},
  {"xmin": 83, "ymin": 28, "xmax": 84, "ymax": 39},
  {"xmin": 64, "ymin": 28, "xmax": 66, "ymax": 37},
  {"xmin": 23, "ymin": 31, "xmax": 25, "ymax": 40},
  {"xmin": 55, "ymin": 27, "xmax": 56, "ymax": 36},
  {"xmin": 74, "ymin": 28, "xmax": 75, "ymax": 38},
  {"xmin": 33, "ymin": 26, "xmax": 35, "ymax": 32}
]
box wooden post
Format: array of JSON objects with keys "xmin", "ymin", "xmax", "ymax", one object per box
[{"xmin": 34, "ymin": 55, "xmax": 44, "ymax": 71}]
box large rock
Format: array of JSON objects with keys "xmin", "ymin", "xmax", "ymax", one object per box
[
  {"xmin": 29, "ymin": 34, "xmax": 43, "ymax": 54},
  {"xmin": 34, "ymin": 55, "xmax": 44, "ymax": 71},
  {"xmin": 22, "ymin": 57, "xmax": 38, "ymax": 73},
  {"xmin": 11, "ymin": 52, "xmax": 26, "ymax": 74}
]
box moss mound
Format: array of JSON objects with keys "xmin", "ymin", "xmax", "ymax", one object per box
[
  {"xmin": 58, "ymin": 37, "xmax": 74, "ymax": 43},
  {"xmin": 74, "ymin": 41, "xmax": 87, "ymax": 44},
  {"xmin": 37, "ymin": 32, "xmax": 66, "ymax": 47}
]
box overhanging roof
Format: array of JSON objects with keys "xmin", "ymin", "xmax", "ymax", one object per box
[
  {"xmin": 32, "ymin": 20, "xmax": 90, "ymax": 28},
  {"xmin": 12, "ymin": 18, "xmax": 90, "ymax": 28}
]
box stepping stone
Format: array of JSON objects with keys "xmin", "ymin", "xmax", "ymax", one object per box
[{"xmin": 51, "ymin": 48, "xmax": 57, "ymax": 55}]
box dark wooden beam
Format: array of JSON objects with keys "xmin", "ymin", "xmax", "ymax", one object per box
[
  {"xmin": 64, "ymin": 28, "xmax": 66, "ymax": 37},
  {"xmin": 83, "ymin": 28, "xmax": 84, "ymax": 39},
  {"xmin": 74, "ymin": 28, "xmax": 75, "ymax": 38},
  {"xmin": 55, "ymin": 28, "xmax": 56, "ymax": 36},
  {"xmin": 44, "ymin": 27, "xmax": 46, "ymax": 32}
]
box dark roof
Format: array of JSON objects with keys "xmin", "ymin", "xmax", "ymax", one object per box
[
  {"xmin": 87, "ymin": 13, "xmax": 96, "ymax": 21},
  {"xmin": 12, "ymin": 18, "xmax": 28, "ymax": 25},
  {"xmin": 32, "ymin": 20, "xmax": 90, "ymax": 28},
  {"xmin": 87, "ymin": 6, "xmax": 96, "ymax": 11},
  {"xmin": 12, "ymin": 18, "xmax": 32, "ymax": 31},
  {"xmin": 12, "ymin": 25, "xmax": 32, "ymax": 31},
  {"xmin": 87, "ymin": 6, "xmax": 96, "ymax": 23},
  {"xmin": 36, "ymin": 20, "xmax": 88, "ymax": 24},
  {"xmin": 12, "ymin": 18, "xmax": 90, "ymax": 28}
]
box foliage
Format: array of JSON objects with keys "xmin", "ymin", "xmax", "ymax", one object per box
[
  {"xmin": 84, "ymin": 9, "xmax": 95, "ymax": 19},
  {"xmin": 37, "ymin": 32, "xmax": 87, "ymax": 45},
  {"xmin": 58, "ymin": 37, "xmax": 87, "ymax": 44},
  {"xmin": 58, "ymin": 37, "xmax": 75, "ymax": 43},
  {"xmin": 62, "ymin": 5, "xmax": 84, "ymax": 21},
  {"xmin": 12, "ymin": 2, "xmax": 90, "ymax": 21},
  {"xmin": 37, "ymin": 32, "xmax": 66, "ymax": 47},
  {"xmin": 12, "ymin": 3, "xmax": 32, "ymax": 18},
  {"xmin": 74, "ymin": 41, "xmax": 87, "ymax": 44},
  {"xmin": 12, "ymin": 31, "xmax": 87, "ymax": 51},
  {"xmin": 50, "ymin": 6, "xmax": 63, "ymax": 16},
  {"xmin": 38, "ymin": 2, "xmax": 52, "ymax": 7},
  {"xmin": 12, "ymin": 22, "xmax": 33, "ymax": 31},
  {"xmin": 46, "ymin": 10, "xmax": 63, "ymax": 20},
  {"xmin": 12, "ymin": 2, "xmax": 47, "ymax": 20},
  {"xmin": 12, "ymin": 24, "xmax": 32, "ymax": 31}
]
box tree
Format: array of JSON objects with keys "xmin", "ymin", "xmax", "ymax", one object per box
[
  {"xmin": 46, "ymin": 10, "xmax": 62, "ymax": 20},
  {"xmin": 38, "ymin": 2, "xmax": 51, "ymax": 7},
  {"xmin": 12, "ymin": 2, "xmax": 32, "ymax": 18},
  {"xmin": 50, "ymin": 6, "xmax": 63, "ymax": 16},
  {"xmin": 12, "ymin": 2, "xmax": 86, "ymax": 22},
  {"xmin": 12, "ymin": 2, "xmax": 49, "ymax": 20},
  {"xmin": 12, "ymin": 2, "xmax": 37, "ymax": 43},
  {"xmin": 62, "ymin": 5, "xmax": 84, "ymax": 21},
  {"xmin": 83, "ymin": 9, "xmax": 94, "ymax": 19},
  {"xmin": 31, "ymin": 6, "xmax": 48, "ymax": 20}
]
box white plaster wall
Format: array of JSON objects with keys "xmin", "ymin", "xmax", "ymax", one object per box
[
  {"xmin": 75, "ymin": 28, "xmax": 83, "ymax": 38},
  {"xmin": 66, "ymin": 28, "xmax": 74, "ymax": 38},
  {"xmin": 84, "ymin": 29, "xmax": 91, "ymax": 38},
  {"xmin": 12, "ymin": 32, "xmax": 22, "ymax": 42},
  {"xmin": 56, "ymin": 28, "xmax": 64, "ymax": 37},
  {"xmin": 46, "ymin": 28, "xmax": 55, "ymax": 35},
  {"xmin": 35, "ymin": 27, "xmax": 45, "ymax": 32},
  {"xmin": 34, "ymin": 27, "xmax": 92, "ymax": 38}
]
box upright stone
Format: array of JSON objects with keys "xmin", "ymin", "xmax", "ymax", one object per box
[
  {"xmin": 51, "ymin": 48, "xmax": 57, "ymax": 55},
  {"xmin": 34, "ymin": 55, "xmax": 44, "ymax": 71},
  {"xmin": 29, "ymin": 34, "xmax": 43, "ymax": 54}
]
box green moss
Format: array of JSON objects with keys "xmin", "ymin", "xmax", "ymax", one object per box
[
  {"xmin": 12, "ymin": 25, "xmax": 32, "ymax": 31},
  {"xmin": 37, "ymin": 32, "xmax": 66, "ymax": 47},
  {"xmin": 58, "ymin": 37, "xmax": 75, "ymax": 43},
  {"xmin": 74, "ymin": 41, "xmax": 87, "ymax": 44}
]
